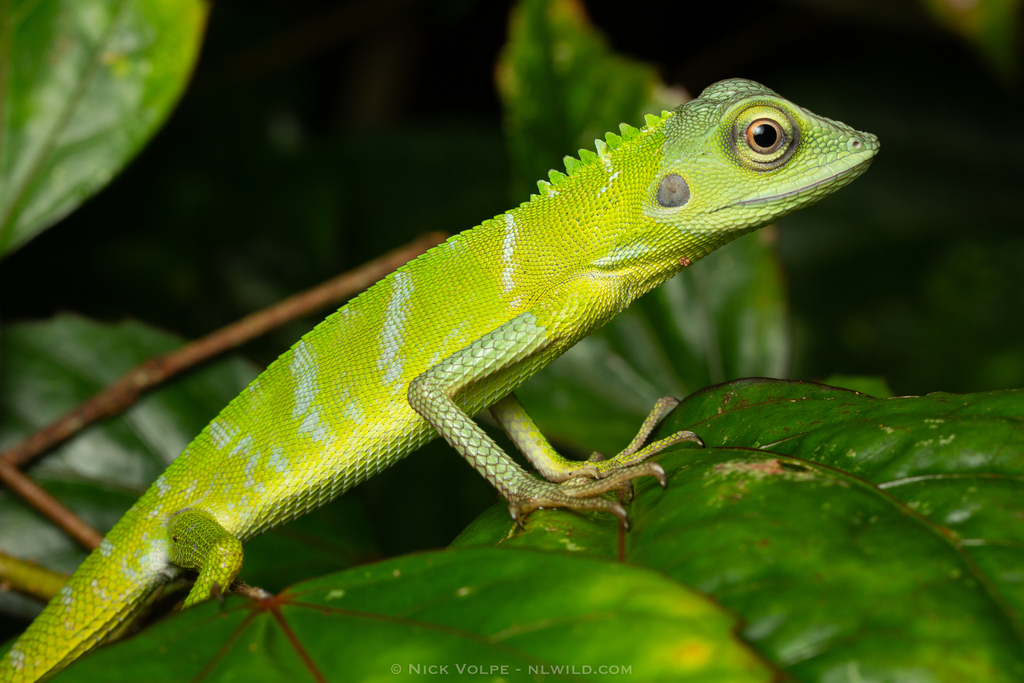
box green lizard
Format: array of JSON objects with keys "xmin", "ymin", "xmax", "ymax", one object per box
[{"xmin": 1, "ymin": 79, "xmax": 877, "ymax": 681}]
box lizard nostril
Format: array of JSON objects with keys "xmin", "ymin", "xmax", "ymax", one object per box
[{"xmin": 850, "ymin": 138, "xmax": 863, "ymax": 150}]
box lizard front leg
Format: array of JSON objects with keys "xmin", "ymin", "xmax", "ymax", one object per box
[
  {"xmin": 490, "ymin": 393, "xmax": 703, "ymax": 483},
  {"xmin": 407, "ymin": 312, "xmax": 665, "ymax": 527}
]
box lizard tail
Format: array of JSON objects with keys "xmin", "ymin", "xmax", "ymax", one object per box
[{"xmin": 1, "ymin": 520, "xmax": 174, "ymax": 683}]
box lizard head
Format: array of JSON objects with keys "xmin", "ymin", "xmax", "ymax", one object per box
[{"xmin": 642, "ymin": 78, "xmax": 878, "ymax": 256}]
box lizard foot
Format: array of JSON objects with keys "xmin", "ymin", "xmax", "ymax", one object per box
[
  {"xmin": 564, "ymin": 397, "xmax": 704, "ymax": 482},
  {"xmin": 507, "ymin": 461, "xmax": 666, "ymax": 529}
]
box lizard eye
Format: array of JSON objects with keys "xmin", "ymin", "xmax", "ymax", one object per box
[
  {"xmin": 746, "ymin": 119, "xmax": 784, "ymax": 154},
  {"xmin": 656, "ymin": 174, "xmax": 690, "ymax": 207},
  {"xmin": 731, "ymin": 106, "xmax": 798, "ymax": 171}
]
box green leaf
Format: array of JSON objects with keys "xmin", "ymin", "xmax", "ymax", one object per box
[
  {"xmin": 0, "ymin": 0, "xmax": 208, "ymax": 256},
  {"xmin": 0, "ymin": 315, "xmax": 375, "ymax": 619},
  {"xmin": 51, "ymin": 548, "xmax": 775, "ymax": 682},
  {"xmin": 454, "ymin": 379, "xmax": 1024, "ymax": 680},
  {"xmin": 520, "ymin": 230, "xmax": 789, "ymax": 456}
]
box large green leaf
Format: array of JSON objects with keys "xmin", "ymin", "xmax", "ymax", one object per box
[
  {"xmin": 0, "ymin": 0, "xmax": 208, "ymax": 256},
  {"xmin": 665, "ymin": 379, "xmax": 1024, "ymax": 623},
  {"xmin": 0, "ymin": 315, "xmax": 376, "ymax": 622},
  {"xmin": 49, "ymin": 548, "xmax": 775, "ymax": 683},
  {"xmin": 500, "ymin": 0, "xmax": 790, "ymax": 456},
  {"xmin": 454, "ymin": 379, "xmax": 1024, "ymax": 681}
]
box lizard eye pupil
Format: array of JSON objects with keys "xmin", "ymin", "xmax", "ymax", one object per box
[
  {"xmin": 752, "ymin": 124, "xmax": 776, "ymax": 147},
  {"xmin": 656, "ymin": 174, "xmax": 690, "ymax": 208},
  {"xmin": 747, "ymin": 119, "xmax": 783, "ymax": 153}
]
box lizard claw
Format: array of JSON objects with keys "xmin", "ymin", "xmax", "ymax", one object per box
[
  {"xmin": 210, "ymin": 582, "xmax": 225, "ymax": 609},
  {"xmin": 647, "ymin": 462, "xmax": 668, "ymax": 489},
  {"xmin": 670, "ymin": 430, "xmax": 704, "ymax": 448},
  {"xmin": 508, "ymin": 504, "xmax": 525, "ymax": 530}
]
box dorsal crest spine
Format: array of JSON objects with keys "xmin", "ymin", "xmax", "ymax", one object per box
[
  {"xmin": 618, "ymin": 122, "xmax": 640, "ymax": 139},
  {"xmin": 533, "ymin": 110, "xmax": 673, "ymax": 197}
]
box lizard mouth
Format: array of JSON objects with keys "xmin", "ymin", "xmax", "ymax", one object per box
[{"xmin": 714, "ymin": 152, "xmax": 875, "ymax": 212}]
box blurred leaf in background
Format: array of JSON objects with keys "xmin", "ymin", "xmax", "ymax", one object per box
[
  {"xmin": 919, "ymin": 0, "xmax": 1021, "ymax": 74},
  {"xmin": 0, "ymin": 0, "xmax": 207, "ymax": 256}
]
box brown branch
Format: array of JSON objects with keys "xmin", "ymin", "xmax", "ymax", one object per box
[
  {"xmin": 0, "ymin": 232, "xmax": 445, "ymax": 549},
  {"xmin": 0, "ymin": 460, "xmax": 103, "ymax": 550}
]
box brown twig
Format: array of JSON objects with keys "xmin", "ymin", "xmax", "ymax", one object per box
[
  {"xmin": 1, "ymin": 232, "xmax": 446, "ymax": 548},
  {"xmin": 0, "ymin": 459, "xmax": 103, "ymax": 549}
]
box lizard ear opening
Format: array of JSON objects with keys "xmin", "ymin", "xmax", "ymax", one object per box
[{"xmin": 656, "ymin": 174, "xmax": 690, "ymax": 208}]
